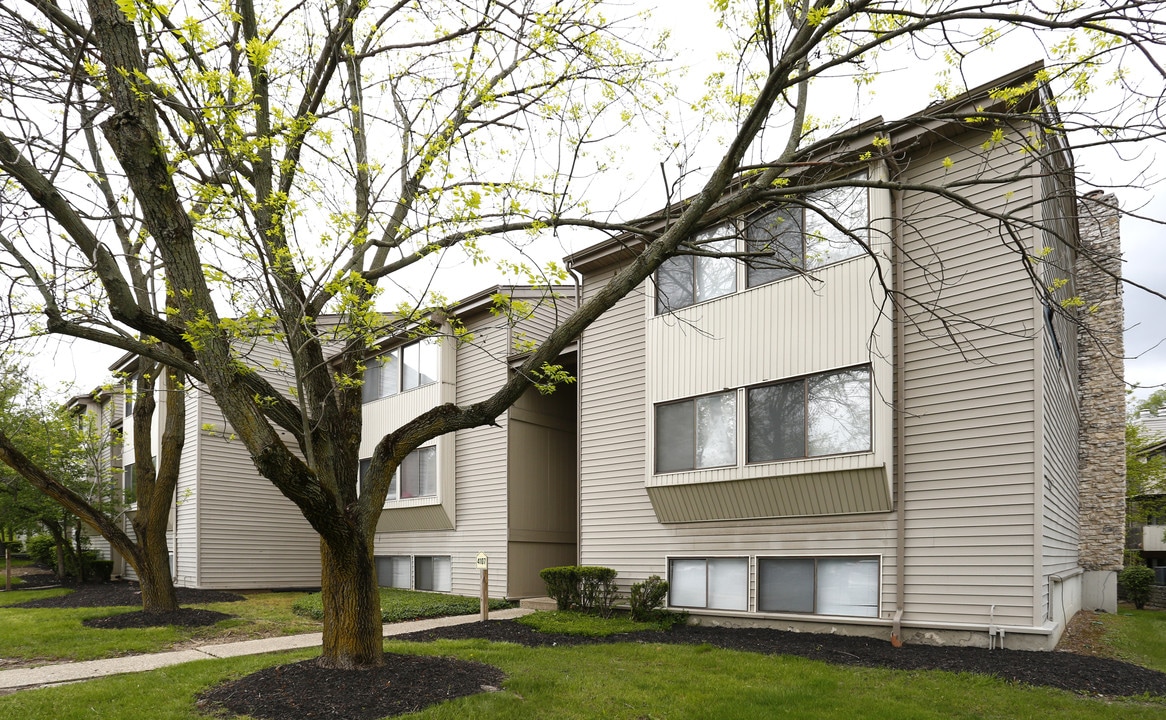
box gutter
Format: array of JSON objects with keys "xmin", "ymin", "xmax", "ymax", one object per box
[
  {"xmin": 568, "ymin": 263, "xmax": 584, "ymax": 565},
  {"xmin": 891, "ymin": 185, "xmax": 908, "ymax": 648}
]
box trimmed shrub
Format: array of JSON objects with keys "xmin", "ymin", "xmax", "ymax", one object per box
[
  {"xmin": 1120, "ymin": 565, "xmax": 1157, "ymax": 610},
  {"xmin": 539, "ymin": 565, "xmax": 618, "ymax": 615},
  {"xmin": 629, "ymin": 575, "xmax": 669, "ymax": 621},
  {"xmin": 578, "ymin": 566, "xmax": 618, "ymax": 617},
  {"xmin": 89, "ymin": 560, "xmax": 114, "ymax": 583},
  {"xmin": 25, "ymin": 535, "xmax": 56, "ymax": 567},
  {"xmin": 539, "ymin": 566, "xmax": 580, "ymax": 611}
]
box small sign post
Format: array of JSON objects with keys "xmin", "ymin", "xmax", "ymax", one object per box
[{"xmin": 476, "ymin": 552, "xmax": 489, "ymax": 621}]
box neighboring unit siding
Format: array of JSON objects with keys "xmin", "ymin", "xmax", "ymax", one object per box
[
  {"xmin": 194, "ymin": 398, "xmax": 322, "ymax": 588},
  {"xmin": 173, "ymin": 385, "xmax": 201, "ymax": 587},
  {"xmin": 1037, "ymin": 168, "xmax": 1082, "ymax": 622},
  {"xmin": 508, "ymin": 288, "xmax": 576, "ymax": 355},
  {"xmin": 897, "ymin": 135, "xmax": 1039, "ymax": 627},
  {"xmin": 372, "ymin": 320, "xmax": 511, "ymax": 598}
]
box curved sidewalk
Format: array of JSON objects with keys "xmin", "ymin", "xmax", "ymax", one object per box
[{"xmin": 0, "ymin": 607, "xmax": 531, "ymax": 692}]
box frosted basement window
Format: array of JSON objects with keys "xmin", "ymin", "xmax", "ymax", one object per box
[
  {"xmin": 667, "ymin": 557, "xmax": 748, "ymax": 611},
  {"xmin": 414, "ymin": 556, "xmax": 451, "ymax": 592},
  {"xmin": 757, "ymin": 556, "xmax": 879, "ymax": 617},
  {"xmin": 375, "ymin": 556, "xmax": 411, "ymax": 589}
]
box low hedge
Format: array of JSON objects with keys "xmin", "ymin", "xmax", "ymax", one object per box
[
  {"xmin": 539, "ymin": 565, "xmax": 618, "ymax": 616},
  {"xmin": 291, "ymin": 587, "xmax": 511, "ymax": 623}
]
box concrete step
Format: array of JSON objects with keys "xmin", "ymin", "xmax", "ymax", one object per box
[{"xmin": 517, "ymin": 596, "xmax": 557, "ymax": 611}]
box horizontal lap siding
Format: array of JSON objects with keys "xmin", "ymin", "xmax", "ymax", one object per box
[
  {"xmin": 195, "ymin": 399, "xmax": 322, "ymax": 589},
  {"xmin": 1042, "ymin": 310, "xmax": 1081, "ymax": 617},
  {"xmin": 509, "ymin": 288, "xmax": 577, "ymax": 354},
  {"xmin": 373, "ymin": 322, "xmax": 510, "ymax": 598},
  {"xmin": 579, "ymin": 265, "xmax": 899, "ymax": 609},
  {"xmin": 899, "ymin": 136, "xmax": 1039, "ymax": 627},
  {"xmin": 173, "ymin": 388, "xmax": 201, "ymax": 587}
]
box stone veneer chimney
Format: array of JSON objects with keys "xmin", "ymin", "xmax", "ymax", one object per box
[{"xmin": 1075, "ymin": 191, "xmax": 1124, "ymax": 612}]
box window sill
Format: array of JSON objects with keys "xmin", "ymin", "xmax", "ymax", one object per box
[
  {"xmin": 382, "ymin": 495, "xmax": 441, "ymax": 510},
  {"xmin": 648, "ymin": 452, "xmax": 879, "ymax": 488}
]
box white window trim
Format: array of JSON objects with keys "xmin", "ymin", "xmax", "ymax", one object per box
[
  {"xmin": 360, "ymin": 442, "xmax": 442, "ymax": 509},
  {"xmin": 363, "ymin": 337, "xmax": 440, "ymax": 404},
  {"xmin": 662, "ymin": 554, "xmax": 884, "ymax": 619},
  {"xmin": 652, "ymin": 365, "xmax": 873, "ymax": 478},
  {"xmin": 653, "ymin": 179, "xmax": 872, "ymax": 316}
]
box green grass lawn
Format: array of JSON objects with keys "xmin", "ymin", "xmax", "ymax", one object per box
[
  {"xmin": 3, "ymin": 599, "xmax": 1165, "ymax": 720},
  {"xmin": 0, "ymin": 586, "xmax": 509, "ymax": 664},
  {"xmin": 0, "ymin": 586, "xmax": 323, "ymax": 663},
  {"xmin": 1101, "ymin": 606, "xmax": 1166, "ymax": 673},
  {"xmin": 0, "ymin": 637, "xmax": 1163, "ymax": 720},
  {"xmin": 292, "ymin": 587, "xmax": 512, "ymax": 623}
]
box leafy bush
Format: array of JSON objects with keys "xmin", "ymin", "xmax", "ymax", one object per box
[
  {"xmin": 25, "ymin": 535, "xmax": 56, "ymax": 567},
  {"xmin": 539, "ymin": 565, "xmax": 618, "ymax": 615},
  {"xmin": 291, "ymin": 587, "xmax": 511, "ymax": 622},
  {"xmin": 539, "ymin": 566, "xmax": 580, "ymax": 611},
  {"xmin": 1121, "ymin": 565, "xmax": 1157, "ymax": 610},
  {"xmin": 2, "ymin": 540, "xmax": 21, "ymax": 554},
  {"xmin": 89, "ymin": 560, "xmax": 114, "ymax": 583},
  {"xmin": 629, "ymin": 575, "xmax": 669, "ymax": 621}
]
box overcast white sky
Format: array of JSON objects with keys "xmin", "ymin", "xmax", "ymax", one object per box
[{"xmin": 30, "ymin": 0, "xmax": 1166, "ymax": 403}]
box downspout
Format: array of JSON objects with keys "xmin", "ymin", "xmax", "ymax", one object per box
[
  {"xmin": 891, "ymin": 186, "xmax": 907, "ymax": 648},
  {"xmin": 568, "ymin": 263, "xmax": 584, "ymax": 566}
]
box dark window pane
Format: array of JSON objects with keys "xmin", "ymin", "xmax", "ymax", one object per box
[
  {"xmin": 748, "ymin": 381, "xmax": 806, "ymax": 462},
  {"xmin": 807, "ymin": 368, "xmax": 871, "ymax": 455},
  {"xmin": 656, "ymin": 401, "xmax": 695, "ymax": 472},
  {"xmin": 656, "ymin": 256, "xmax": 694, "ymax": 313},
  {"xmin": 758, "ymin": 557, "xmax": 815, "ymax": 613},
  {"xmin": 358, "ymin": 458, "xmax": 371, "ymax": 496},
  {"xmin": 746, "ymin": 206, "xmax": 803, "ymax": 287},
  {"xmin": 362, "ymin": 361, "xmax": 382, "ymax": 403},
  {"xmin": 415, "ymin": 556, "xmax": 434, "ymax": 590}
]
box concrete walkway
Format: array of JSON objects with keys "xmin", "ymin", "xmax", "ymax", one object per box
[{"xmin": 0, "ymin": 607, "xmax": 532, "ymax": 692}]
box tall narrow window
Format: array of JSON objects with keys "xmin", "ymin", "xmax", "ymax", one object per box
[{"xmin": 746, "ymin": 206, "xmax": 803, "ymax": 287}]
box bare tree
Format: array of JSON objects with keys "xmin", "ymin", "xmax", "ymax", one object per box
[{"xmin": 0, "ymin": 0, "xmax": 1163, "ymax": 668}]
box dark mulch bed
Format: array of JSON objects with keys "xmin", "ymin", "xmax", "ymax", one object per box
[
  {"xmin": 198, "ymin": 619, "xmax": 1166, "ymax": 720},
  {"xmin": 10, "ymin": 580, "xmax": 245, "ymax": 609},
  {"xmin": 395, "ymin": 620, "xmax": 1166, "ymax": 698},
  {"xmin": 198, "ymin": 652, "xmax": 505, "ymax": 720},
  {"xmin": 82, "ymin": 608, "xmax": 234, "ymax": 629}
]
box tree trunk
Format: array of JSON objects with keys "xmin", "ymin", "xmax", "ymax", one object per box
[
  {"xmin": 135, "ymin": 535, "xmax": 178, "ymax": 612},
  {"xmin": 74, "ymin": 523, "xmax": 86, "ymax": 583},
  {"xmin": 318, "ymin": 534, "xmax": 383, "ymax": 669}
]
